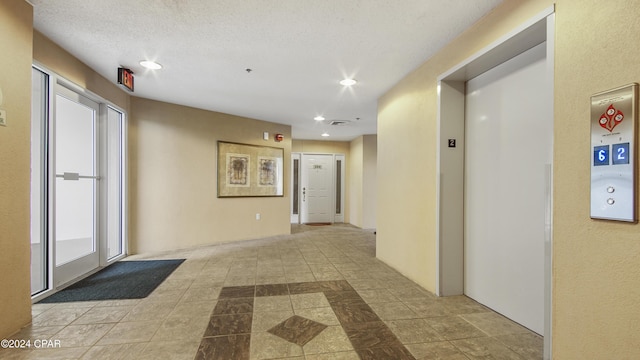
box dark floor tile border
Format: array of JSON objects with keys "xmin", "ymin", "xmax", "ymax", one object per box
[
  {"xmin": 212, "ymin": 297, "xmax": 254, "ymax": 315},
  {"xmin": 218, "ymin": 285, "xmax": 256, "ymax": 299},
  {"xmin": 205, "ymin": 313, "xmax": 253, "ymax": 337},
  {"xmin": 195, "ymin": 280, "xmax": 416, "ymax": 360},
  {"xmin": 256, "ymin": 284, "xmax": 289, "ymax": 297},
  {"xmin": 194, "ymin": 334, "xmax": 250, "ymax": 360}
]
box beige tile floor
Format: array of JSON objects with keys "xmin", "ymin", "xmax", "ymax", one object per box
[{"xmin": 1, "ymin": 224, "xmax": 543, "ymax": 359}]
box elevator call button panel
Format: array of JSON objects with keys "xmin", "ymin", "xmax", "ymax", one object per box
[{"xmin": 590, "ymin": 83, "xmax": 638, "ymax": 222}]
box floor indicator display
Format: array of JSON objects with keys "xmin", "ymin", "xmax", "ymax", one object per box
[{"xmin": 590, "ymin": 83, "xmax": 638, "ymax": 222}]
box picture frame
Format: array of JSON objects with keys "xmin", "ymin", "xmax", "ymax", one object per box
[{"xmin": 217, "ymin": 141, "xmax": 284, "ymax": 197}]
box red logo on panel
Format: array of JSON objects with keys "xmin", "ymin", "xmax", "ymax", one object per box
[{"xmin": 599, "ymin": 104, "xmax": 624, "ymax": 132}]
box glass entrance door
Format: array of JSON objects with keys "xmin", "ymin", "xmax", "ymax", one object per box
[
  {"xmin": 30, "ymin": 66, "xmax": 127, "ymax": 299},
  {"xmin": 54, "ymin": 85, "xmax": 100, "ymax": 286}
]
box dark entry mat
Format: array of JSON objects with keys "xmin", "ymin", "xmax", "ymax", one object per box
[{"xmin": 38, "ymin": 259, "xmax": 185, "ymax": 303}]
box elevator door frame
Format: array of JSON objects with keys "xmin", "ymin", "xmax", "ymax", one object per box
[{"xmin": 435, "ymin": 6, "xmax": 555, "ymax": 359}]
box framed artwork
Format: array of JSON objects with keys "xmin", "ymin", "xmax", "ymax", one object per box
[{"xmin": 217, "ymin": 141, "xmax": 284, "ymax": 197}]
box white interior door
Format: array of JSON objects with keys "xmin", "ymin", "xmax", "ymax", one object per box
[
  {"xmin": 301, "ymin": 154, "xmax": 333, "ymax": 223},
  {"xmin": 464, "ymin": 42, "xmax": 551, "ymax": 334},
  {"xmin": 54, "ymin": 85, "xmax": 101, "ymax": 286}
]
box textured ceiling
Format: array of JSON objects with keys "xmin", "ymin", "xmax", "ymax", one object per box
[{"xmin": 30, "ymin": 0, "xmax": 502, "ymax": 141}]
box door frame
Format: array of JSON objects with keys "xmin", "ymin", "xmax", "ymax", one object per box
[
  {"xmin": 31, "ymin": 63, "xmax": 128, "ymax": 302},
  {"xmin": 435, "ymin": 6, "xmax": 555, "ymax": 358},
  {"xmin": 291, "ymin": 152, "xmax": 346, "ymax": 224}
]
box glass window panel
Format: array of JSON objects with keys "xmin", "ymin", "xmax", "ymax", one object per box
[
  {"xmin": 55, "ymin": 95, "xmax": 94, "ymax": 175},
  {"xmin": 30, "ymin": 67, "xmax": 48, "ymax": 295},
  {"xmin": 106, "ymin": 107, "xmax": 123, "ymax": 260},
  {"xmin": 293, "ymin": 159, "xmax": 299, "ymax": 215},
  {"xmin": 55, "ymin": 179, "xmax": 95, "ymax": 264},
  {"xmin": 336, "ymin": 160, "xmax": 342, "ymax": 214},
  {"xmin": 55, "ymin": 94, "xmax": 96, "ymax": 266}
]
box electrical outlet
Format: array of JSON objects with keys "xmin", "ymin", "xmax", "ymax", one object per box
[
  {"xmin": 0, "ymin": 109, "xmax": 6, "ymax": 126},
  {"xmin": 256, "ymin": 213, "xmax": 261, "ymax": 220}
]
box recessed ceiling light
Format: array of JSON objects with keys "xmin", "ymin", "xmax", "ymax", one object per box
[
  {"xmin": 314, "ymin": 116, "xmax": 325, "ymax": 121},
  {"xmin": 139, "ymin": 60, "xmax": 162, "ymax": 70},
  {"xmin": 339, "ymin": 78, "xmax": 357, "ymax": 86},
  {"xmin": 321, "ymin": 132, "xmax": 330, "ymax": 137}
]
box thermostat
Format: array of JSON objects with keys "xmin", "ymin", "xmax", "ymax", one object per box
[{"xmin": 590, "ymin": 83, "xmax": 638, "ymax": 222}]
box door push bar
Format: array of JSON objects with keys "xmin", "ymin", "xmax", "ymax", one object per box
[{"xmin": 55, "ymin": 172, "xmax": 102, "ymax": 180}]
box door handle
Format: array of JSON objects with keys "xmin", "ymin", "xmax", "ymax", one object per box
[{"xmin": 303, "ymin": 187, "xmax": 306, "ymax": 202}]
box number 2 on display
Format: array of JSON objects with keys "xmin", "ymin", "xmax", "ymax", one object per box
[{"xmin": 612, "ymin": 143, "xmax": 630, "ymax": 165}]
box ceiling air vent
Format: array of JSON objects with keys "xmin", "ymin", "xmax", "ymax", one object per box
[{"xmin": 329, "ymin": 120, "xmax": 351, "ymax": 126}]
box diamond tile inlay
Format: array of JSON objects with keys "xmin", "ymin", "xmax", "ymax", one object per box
[{"xmin": 267, "ymin": 315, "xmax": 328, "ymax": 346}]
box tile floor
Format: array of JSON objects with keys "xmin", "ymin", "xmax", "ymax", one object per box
[{"xmin": 1, "ymin": 224, "xmax": 543, "ymax": 359}]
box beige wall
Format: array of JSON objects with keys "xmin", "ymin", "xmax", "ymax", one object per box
[
  {"xmin": 349, "ymin": 137, "xmax": 364, "ymax": 227},
  {"xmin": 378, "ymin": 0, "xmax": 640, "ymax": 358},
  {"xmin": 130, "ymin": 97, "xmax": 291, "ymax": 253},
  {"xmin": 553, "ymin": 1, "xmax": 640, "ymax": 358},
  {"xmin": 0, "ymin": 0, "xmax": 33, "ymax": 338},
  {"xmin": 292, "ymin": 139, "xmax": 351, "ymax": 223},
  {"xmin": 292, "ymin": 139, "xmax": 350, "ymax": 154},
  {"xmin": 362, "ymin": 135, "xmax": 377, "ymax": 230},
  {"xmin": 348, "ymin": 135, "xmax": 377, "ymax": 229}
]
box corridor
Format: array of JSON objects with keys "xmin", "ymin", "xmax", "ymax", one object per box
[{"xmin": 4, "ymin": 225, "xmax": 542, "ymax": 359}]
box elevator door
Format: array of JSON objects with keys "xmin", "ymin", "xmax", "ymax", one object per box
[{"xmin": 464, "ymin": 42, "xmax": 551, "ymax": 334}]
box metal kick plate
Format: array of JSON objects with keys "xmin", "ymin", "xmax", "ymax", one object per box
[{"xmin": 590, "ymin": 83, "xmax": 638, "ymax": 222}]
